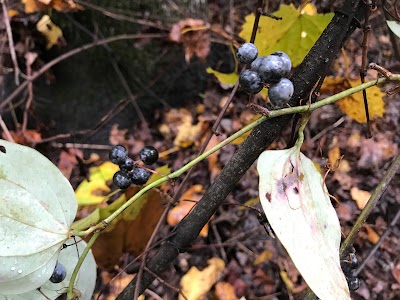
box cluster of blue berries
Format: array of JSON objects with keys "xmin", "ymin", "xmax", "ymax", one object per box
[
  {"xmin": 340, "ymin": 251, "xmax": 360, "ymax": 291},
  {"xmin": 237, "ymin": 43, "xmax": 294, "ymax": 107},
  {"xmin": 109, "ymin": 145, "xmax": 159, "ymax": 189}
]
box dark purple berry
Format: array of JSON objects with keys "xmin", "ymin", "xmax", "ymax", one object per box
[
  {"xmin": 347, "ymin": 276, "xmax": 360, "ymax": 291},
  {"xmin": 130, "ymin": 167, "xmax": 151, "ymax": 185},
  {"xmin": 109, "ymin": 145, "xmax": 127, "ymax": 165},
  {"xmin": 251, "ymin": 55, "xmax": 287, "ymax": 83},
  {"xmin": 49, "ymin": 262, "xmax": 66, "ymax": 283},
  {"xmin": 239, "ymin": 69, "xmax": 263, "ymax": 94},
  {"xmin": 113, "ymin": 171, "xmax": 132, "ymax": 189},
  {"xmin": 236, "ymin": 43, "xmax": 258, "ymax": 64},
  {"xmin": 271, "ymin": 51, "xmax": 292, "ymax": 75},
  {"xmin": 139, "ymin": 146, "xmax": 159, "ymax": 165},
  {"xmin": 120, "ymin": 157, "xmax": 135, "ymax": 171},
  {"xmin": 268, "ymin": 78, "xmax": 294, "ymax": 107}
]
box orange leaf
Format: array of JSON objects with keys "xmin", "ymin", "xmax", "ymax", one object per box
[
  {"xmin": 350, "ymin": 187, "xmax": 371, "ymax": 209},
  {"xmin": 215, "ymin": 282, "xmax": 237, "ymax": 300},
  {"xmin": 364, "ymin": 224, "xmax": 380, "ymax": 244},
  {"xmin": 167, "ymin": 185, "xmax": 209, "ymax": 237}
]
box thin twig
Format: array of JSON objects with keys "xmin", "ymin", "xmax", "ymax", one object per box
[
  {"xmin": 1, "ymin": 0, "xmax": 20, "ymax": 85},
  {"xmin": 0, "ymin": 114, "xmax": 14, "ymax": 142}
]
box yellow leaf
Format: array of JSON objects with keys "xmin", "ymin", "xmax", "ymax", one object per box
[
  {"xmin": 180, "ymin": 258, "xmax": 225, "ymax": 300},
  {"xmin": 337, "ymin": 79, "xmax": 385, "ymax": 123},
  {"xmin": 206, "ymin": 67, "xmax": 238, "ymax": 88},
  {"xmin": 75, "ymin": 162, "xmax": 119, "ymax": 205},
  {"xmin": 254, "ymin": 250, "xmax": 273, "ymax": 265},
  {"xmin": 239, "ymin": 4, "xmax": 333, "ymax": 67},
  {"xmin": 300, "ymin": 3, "xmax": 318, "ymax": 16},
  {"xmin": 328, "ymin": 146, "xmax": 341, "ymax": 166},
  {"xmin": 7, "ymin": 9, "xmax": 18, "ymax": 17},
  {"xmin": 350, "ymin": 187, "xmax": 371, "ymax": 209},
  {"xmin": 36, "ymin": 15, "xmax": 63, "ymax": 49}
]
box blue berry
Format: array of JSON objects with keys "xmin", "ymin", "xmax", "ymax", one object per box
[
  {"xmin": 252, "ymin": 55, "xmax": 287, "ymax": 83},
  {"xmin": 120, "ymin": 157, "xmax": 135, "ymax": 171},
  {"xmin": 239, "ymin": 69, "xmax": 263, "ymax": 94},
  {"xmin": 113, "ymin": 170, "xmax": 132, "ymax": 189},
  {"xmin": 109, "ymin": 145, "xmax": 127, "ymax": 165},
  {"xmin": 271, "ymin": 51, "xmax": 292, "ymax": 75},
  {"xmin": 268, "ymin": 78, "xmax": 294, "ymax": 107},
  {"xmin": 347, "ymin": 276, "xmax": 360, "ymax": 291},
  {"xmin": 139, "ymin": 146, "xmax": 159, "ymax": 165},
  {"xmin": 131, "ymin": 167, "xmax": 151, "ymax": 185},
  {"xmin": 236, "ymin": 43, "xmax": 258, "ymax": 64},
  {"xmin": 49, "ymin": 262, "xmax": 66, "ymax": 283}
]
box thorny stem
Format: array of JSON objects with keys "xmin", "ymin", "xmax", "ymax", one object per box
[{"xmin": 67, "ymin": 74, "xmax": 400, "ymax": 299}]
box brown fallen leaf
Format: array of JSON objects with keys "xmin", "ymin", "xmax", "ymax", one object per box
[
  {"xmin": 2, "ymin": 129, "xmax": 42, "ymax": 145},
  {"xmin": 169, "ymin": 18, "xmax": 211, "ymax": 63},
  {"xmin": 23, "ymin": 0, "xmax": 82, "ymax": 13},
  {"xmin": 392, "ymin": 260, "xmax": 400, "ymax": 284},
  {"xmin": 57, "ymin": 148, "xmax": 83, "ymax": 180}
]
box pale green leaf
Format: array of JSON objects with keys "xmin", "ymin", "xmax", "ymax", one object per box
[
  {"xmin": 257, "ymin": 146, "xmax": 350, "ymax": 299},
  {"xmin": 387, "ymin": 20, "xmax": 400, "ymax": 38},
  {"xmin": 0, "ymin": 140, "xmax": 77, "ymax": 295},
  {"xmin": 239, "ymin": 4, "xmax": 333, "ymax": 66},
  {"xmin": 0, "ymin": 238, "xmax": 96, "ymax": 300}
]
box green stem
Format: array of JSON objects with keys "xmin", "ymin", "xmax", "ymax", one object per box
[
  {"xmin": 66, "ymin": 231, "xmax": 100, "ymax": 300},
  {"xmin": 68, "ymin": 75, "xmax": 400, "ymax": 298}
]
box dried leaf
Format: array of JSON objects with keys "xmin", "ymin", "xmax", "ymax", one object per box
[
  {"xmin": 169, "ymin": 19, "xmax": 210, "ymax": 63},
  {"xmin": 364, "ymin": 224, "xmax": 380, "ymax": 244},
  {"xmin": 321, "ymin": 76, "xmax": 385, "ymax": 123},
  {"xmin": 57, "ymin": 148, "xmax": 83, "ymax": 180},
  {"xmin": 36, "ymin": 15, "xmax": 64, "ymax": 49},
  {"xmin": 167, "ymin": 185, "xmax": 209, "ymax": 237},
  {"xmin": 254, "ymin": 250, "xmax": 273, "ymax": 265},
  {"xmin": 180, "ymin": 258, "xmax": 225, "ymax": 300},
  {"xmin": 391, "ymin": 261, "xmax": 400, "ymax": 284},
  {"xmin": 23, "ymin": 0, "xmax": 82, "ymax": 13},
  {"xmin": 350, "ymin": 187, "xmax": 371, "ymax": 209},
  {"xmin": 258, "ymin": 145, "xmax": 350, "ymax": 299},
  {"xmin": 214, "ymin": 282, "xmax": 237, "ymax": 300},
  {"xmin": 2, "ymin": 129, "xmax": 42, "ymax": 145}
]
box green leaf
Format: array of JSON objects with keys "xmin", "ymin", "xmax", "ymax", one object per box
[
  {"xmin": 239, "ymin": 4, "xmax": 333, "ymax": 67},
  {"xmin": 257, "ymin": 145, "xmax": 350, "ymax": 299},
  {"xmin": 0, "ymin": 238, "xmax": 96, "ymax": 300},
  {"xmin": 387, "ymin": 20, "xmax": 400, "ymax": 38},
  {"xmin": 0, "ymin": 140, "xmax": 78, "ymax": 295}
]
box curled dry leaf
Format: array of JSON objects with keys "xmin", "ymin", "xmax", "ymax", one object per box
[
  {"xmin": 169, "ymin": 18, "xmax": 210, "ymax": 63},
  {"xmin": 257, "ymin": 145, "xmax": 350, "ymax": 300},
  {"xmin": 36, "ymin": 15, "xmax": 65, "ymax": 49},
  {"xmin": 180, "ymin": 258, "xmax": 225, "ymax": 300}
]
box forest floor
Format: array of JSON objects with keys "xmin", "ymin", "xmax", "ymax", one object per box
[{"xmin": 2, "ymin": 1, "xmax": 400, "ymax": 299}]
